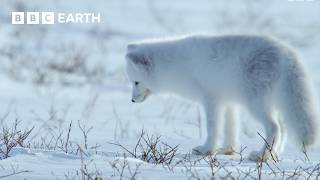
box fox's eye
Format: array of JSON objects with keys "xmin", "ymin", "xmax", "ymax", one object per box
[{"xmin": 135, "ymin": 82, "xmax": 139, "ymax": 85}]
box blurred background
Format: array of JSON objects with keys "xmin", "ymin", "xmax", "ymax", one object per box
[
  {"xmin": 0, "ymin": 0, "xmax": 319, "ymax": 153},
  {"xmin": 1, "ymin": 0, "xmax": 320, "ymax": 86}
]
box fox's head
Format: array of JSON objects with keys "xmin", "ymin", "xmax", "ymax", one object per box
[
  {"xmin": 125, "ymin": 44, "xmax": 153, "ymax": 103},
  {"xmin": 130, "ymin": 81, "xmax": 151, "ymax": 103}
]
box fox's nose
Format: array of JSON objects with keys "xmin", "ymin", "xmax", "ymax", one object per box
[{"xmin": 131, "ymin": 99, "xmax": 135, "ymax": 102}]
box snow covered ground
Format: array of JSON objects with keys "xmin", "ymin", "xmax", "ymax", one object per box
[{"xmin": 1, "ymin": 0, "xmax": 320, "ymax": 179}]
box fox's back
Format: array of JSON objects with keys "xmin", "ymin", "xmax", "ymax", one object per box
[
  {"xmin": 146, "ymin": 35, "xmax": 287, "ymax": 73},
  {"xmin": 153, "ymin": 35, "xmax": 287, "ymax": 97}
]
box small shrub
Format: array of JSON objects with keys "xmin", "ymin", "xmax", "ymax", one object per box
[
  {"xmin": 0, "ymin": 119, "xmax": 34, "ymax": 159},
  {"xmin": 110, "ymin": 129, "xmax": 179, "ymax": 166}
]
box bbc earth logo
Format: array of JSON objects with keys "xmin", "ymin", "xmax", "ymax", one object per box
[{"xmin": 12, "ymin": 12, "xmax": 101, "ymax": 25}]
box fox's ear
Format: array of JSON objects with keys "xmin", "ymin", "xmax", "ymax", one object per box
[{"xmin": 126, "ymin": 52, "xmax": 152, "ymax": 69}]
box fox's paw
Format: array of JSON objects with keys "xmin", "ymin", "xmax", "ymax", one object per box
[
  {"xmin": 217, "ymin": 146, "xmax": 235, "ymax": 155},
  {"xmin": 248, "ymin": 150, "xmax": 278, "ymax": 162},
  {"xmin": 192, "ymin": 145, "xmax": 215, "ymax": 155}
]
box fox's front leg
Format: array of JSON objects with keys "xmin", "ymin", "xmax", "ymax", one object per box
[
  {"xmin": 218, "ymin": 107, "xmax": 238, "ymax": 155},
  {"xmin": 193, "ymin": 101, "xmax": 223, "ymax": 155}
]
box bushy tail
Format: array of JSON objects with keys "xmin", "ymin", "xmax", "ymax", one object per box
[{"xmin": 277, "ymin": 58, "xmax": 319, "ymax": 147}]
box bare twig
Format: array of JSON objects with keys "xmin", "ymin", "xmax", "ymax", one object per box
[{"xmin": 0, "ymin": 170, "xmax": 32, "ymax": 179}]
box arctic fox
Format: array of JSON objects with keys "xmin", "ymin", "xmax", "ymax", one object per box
[{"xmin": 125, "ymin": 34, "xmax": 319, "ymax": 161}]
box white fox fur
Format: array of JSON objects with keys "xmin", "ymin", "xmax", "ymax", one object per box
[{"xmin": 125, "ymin": 34, "xmax": 320, "ymax": 161}]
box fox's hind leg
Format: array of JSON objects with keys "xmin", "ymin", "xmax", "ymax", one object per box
[{"xmin": 247, "ymin": 99, "xmax": 282, "ymax": 161}]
